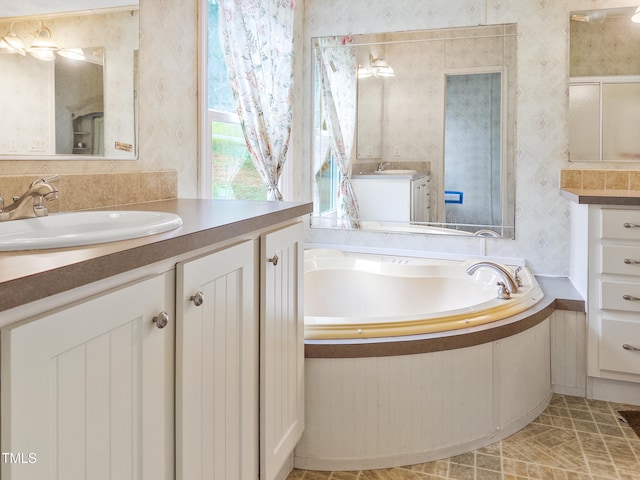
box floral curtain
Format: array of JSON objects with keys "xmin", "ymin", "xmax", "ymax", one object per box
[
  {"xmin": 315, "ymin": 37, "xmax": 360, "ymax": 228},
  {"xmin": 219, "ymin": 0, "xmax": 295, "ymax": 201}
]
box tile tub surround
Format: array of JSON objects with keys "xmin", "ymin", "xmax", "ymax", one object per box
[
  {"xmin": 0, "ymin": 171, "xmax": 178, "ymax": 213},
  {"xmin": 288, "ymin": 394, "xmax": 640, "ymax": 480}
]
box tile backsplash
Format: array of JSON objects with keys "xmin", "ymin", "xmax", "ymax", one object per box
[
  {"xmin": 561, "ymin": 169, "xmax": 640, "ymax": 191},
  {"xmin": 0, "ymin": 170, "xmax": 177, "ymax": 213}
]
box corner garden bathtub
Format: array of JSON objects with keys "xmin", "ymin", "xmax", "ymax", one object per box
[
  {"xmin": 304, "ymin": 249, "xmax": 544, "ymax": 340},
  {"xmin": 296, "ymin": 249, "xmax": 552, "ymax": 471}
]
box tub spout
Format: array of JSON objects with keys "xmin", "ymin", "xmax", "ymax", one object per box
[{"xmin": 466, "ymin": 261, "xmax": 519, "ymax": 295}]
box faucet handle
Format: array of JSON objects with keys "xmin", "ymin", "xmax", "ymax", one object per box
[
  {"xmin": 514, "ymin": 266, "xmax": 523, "ymax": 287},
  {"xmin": 43, "ymin": 175, "xmax": 60, "ymax": 183},
  {"xmin": 496, "ymin": 281, "xmax": 511, "ymax": 300},
  {"xmin": 30, "ymin": 175, "xmax": 60, "ymax": 187}
]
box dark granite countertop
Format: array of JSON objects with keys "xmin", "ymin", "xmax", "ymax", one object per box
[{"xmin": 0, "ymin": 198, "xmax": 312, "ymax": 313}]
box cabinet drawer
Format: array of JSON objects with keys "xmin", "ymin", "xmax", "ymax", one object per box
[
  {"xmin": 600, "ymin": 319, "xmax": 640, "ymax": 375},
  {"xmin": 602, "ymin": 245, "xmax": 640, "ymax": 275},
  {"xmin": 602, "ymin": 209, "xmax": 640, "ymax": 240},
  {"xmin": 602, "ymin": 281, "xmax": 640, "ymax": 312}
]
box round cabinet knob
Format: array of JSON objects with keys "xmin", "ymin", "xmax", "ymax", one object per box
[
  {"xmin": 268, "ymin": 254, "xmax": 279, "ymax": 266},
  {"xmin": 190, "ymin": 291, "xmax": 204, "ymax": 307},
  {"xmin": 153, "ymin": 311, "xmax": 169, "ymax": 329}
]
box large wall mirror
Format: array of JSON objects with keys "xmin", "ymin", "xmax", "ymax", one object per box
[
  {"xmin": 311, "ymin": 24, "xmax": 517, "ymax": 238},
  {"xmin": 569, "ymin": 7, "xmax": 640, "ymax": 162},
  {"xmin": 0, "ymin": 1, "xmax": 139, "ymax": 159}
]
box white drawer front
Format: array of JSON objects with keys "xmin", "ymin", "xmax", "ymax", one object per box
[
  {"xmin": 602, "ymin": 281, "xmax": 640, "ymax": 312},
  {"xmin": 602, "ymin": 245, "xmax": 640, "ymax": 275},
  {"xmin": 602, "ymin": 209, "xmax": 640, "ymax": 240},
  {"xmin": 600, "ymin": 319, "xmax": 640, "ymax": 375}
]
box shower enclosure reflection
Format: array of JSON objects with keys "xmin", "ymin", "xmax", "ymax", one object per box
[
  {"xmin": 311, "ymin": 24, "xmax": 517, "ymax": 238},
  {"xmin": 444, "ymin": 71, "xmax": 503, "ymax": 228},
  {"xmin": 569, "ymin": 7, "xmax": 640, "ymax": 162}
]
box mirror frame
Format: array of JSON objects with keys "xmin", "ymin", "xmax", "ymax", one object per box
[
  {"xmin": 0, "ymin": 6, "xmax": 139, "ymax": 161},
  {"xmin": 310, "ymin": 24, "xmax": 517, "ymax": 238}
]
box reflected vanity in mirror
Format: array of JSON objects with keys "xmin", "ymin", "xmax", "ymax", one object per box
[
  {"xmin": 569, "ymin": 7, "xmax": 640, "ymax": 162},
  {"xmin": 311, "ymin": 24, "xmax": 517, "ymax": 238},
  {"xmin": 0, "ymin": 3, "xmax": 139, "ymax": 159}
]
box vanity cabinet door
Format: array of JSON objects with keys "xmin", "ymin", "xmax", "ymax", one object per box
[
  {"xmin": 0, "ymin": 274, "xmax": 174, "ymax": 480},
  {"xmin": 176, "ymin": 240, "xmax": 259, "ymax": 480},
  {"xmin": 261, "ymin": 222, "xmax": 305, "ymax": 480}
]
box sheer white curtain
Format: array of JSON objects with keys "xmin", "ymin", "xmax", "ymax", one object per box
[
  {"xmin": 315, "ymin": 37, "xmax": 360, "ymax": 228},
  {"xmin": 219, "ymin": 0, "xmax": 295, "ymax": 201}
]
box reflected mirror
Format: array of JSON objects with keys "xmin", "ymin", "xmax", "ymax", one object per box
[
  {"xmin": 0, "ymin": 3, "xmax": 139, "ymax": 159},
  {"xmin": 569, "ymin": 7, "xmax": 640, "ymax": 162},
  {"xmin": 311, "ymin": 25, "xmax": 517, "ymax": 238}
]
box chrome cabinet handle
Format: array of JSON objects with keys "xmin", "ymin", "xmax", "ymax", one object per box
[
  {"xmin": 624, "ymin": 223, "xmax": 640, "ymax": 229},
  {"xmin": 153, "ymin": 311, "xmax": 169, "ymax": 329},
  {"xmin": 190, "ymin": 291, "xmax": 204, "ymax": 307},
  {"xmin": 623, "ymin": 344, "xmax": 640, "ymax": 352},
  {"xmin": 624, "ymin": 259, "xmax": 640, "ymax": 265},
  {"xmin": 623, "ymin": 294, "xmax": 640, "ymax": 302},
  {"xmin": 268, "ymin": 254, "xmax": 279, "ymax": 266}
]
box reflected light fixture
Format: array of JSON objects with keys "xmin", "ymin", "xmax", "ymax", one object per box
[
  {"xmin": 369, "ymin": 54, "xmax": 395, "ymax": 77},
  {"xmin": 570, "ymin": 10, "xmax": 608, "ymax": 23},
  {"xmin": 58, "ymin": 48, "xmax": 86, "ymax": 61},
  {"xmin": 632, "ymin": 6, "xmax": 640, "ymax": 23},
  {"xmin": 357, "ymin": 64, "xmax": 372, "ymax": 79}
]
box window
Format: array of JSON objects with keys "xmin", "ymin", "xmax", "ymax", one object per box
[
  {"xmin": 204, "ymin": 0, "xmax": 267, "ymax": 200},
  {"xmin": 313, "ymin": 62, "xmax": 340, "ymax": 215}
]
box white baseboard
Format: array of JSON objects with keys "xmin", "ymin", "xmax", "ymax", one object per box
[{"xmin": 587, "ymin": 377, "xmax": 640, "ymax": 406}]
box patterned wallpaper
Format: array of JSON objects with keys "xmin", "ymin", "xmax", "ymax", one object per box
[
  {"xmin": 302, "ymin": 0, "xmax": 640, "ymax": 276},
  {"xmin": 1, "ymin": 0, "xmax": 638, "ymax": 275}
]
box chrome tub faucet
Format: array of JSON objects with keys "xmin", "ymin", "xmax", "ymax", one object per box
[
  {"xmin": 0, "ymin": 175, "xmax": 59, "ymax": 222},
  {"xmin": 466, "ymin": 261, "xmax": 519, "ymax": 298}
]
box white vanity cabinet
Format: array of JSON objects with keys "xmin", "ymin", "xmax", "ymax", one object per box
[
  {"xmin": 351, "ymin": 174, "xmax": 430, "ymax": 223},
  {"xmin": 177, "ymin": 240, "xmax": 259, "ymax": 480},
  {"xmin": 582, "ymin": 206, "xmax": 640, "ymax": 382},
  {"xmin": 260, "ymin": 223, "xmax": 305, "ymax": 480},
  {"xmin": 176, "ymin": 222, "xmax": 304, "ymax": 480},
  {"xmin": 411, "ymin": 176, "xmax": 430, "ymax": 223},
  {"xmin": 0, "ymin": 210, "xmax": 307, "ymax": 480},
  {"xmin": 1, "ymin": 274, "xmax": 175, "ymax": 480}
]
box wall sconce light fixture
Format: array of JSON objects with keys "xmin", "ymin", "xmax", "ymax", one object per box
[
  {"xmin": 0, "ymin": 22, "xmax": 27, "ymax": 55},
  {"xmin": 0, "ymin": 20, "xmax": 88, "ymax": 62},
  {"xmin": 28, "ymin": 23, "xmax": 59, "ymax": 61}
]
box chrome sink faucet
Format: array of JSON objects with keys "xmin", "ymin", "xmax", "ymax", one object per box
[
  {"xmin": 466, "ymin": 261, "xmax": 519, "ymax": 297},
  {"xmin": 376, "ymin": 162, "xmax": 391, "ymax": 172},
  {"xmin": 0, "ymin": 175, "xmax": 59, "ymax": 222}
]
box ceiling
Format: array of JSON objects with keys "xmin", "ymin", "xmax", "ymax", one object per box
[{"xmin": 0, "ymin": 1, "xmax": 138, "ymax": 19}]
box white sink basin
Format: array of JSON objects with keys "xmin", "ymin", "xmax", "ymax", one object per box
[
  {"xmin": 0, "ymin": 211, "xmax": 183, "ymax": 251},
  {"xmin": 375, "ymin": 169, "xmax": 417, "ymax": 175}
]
